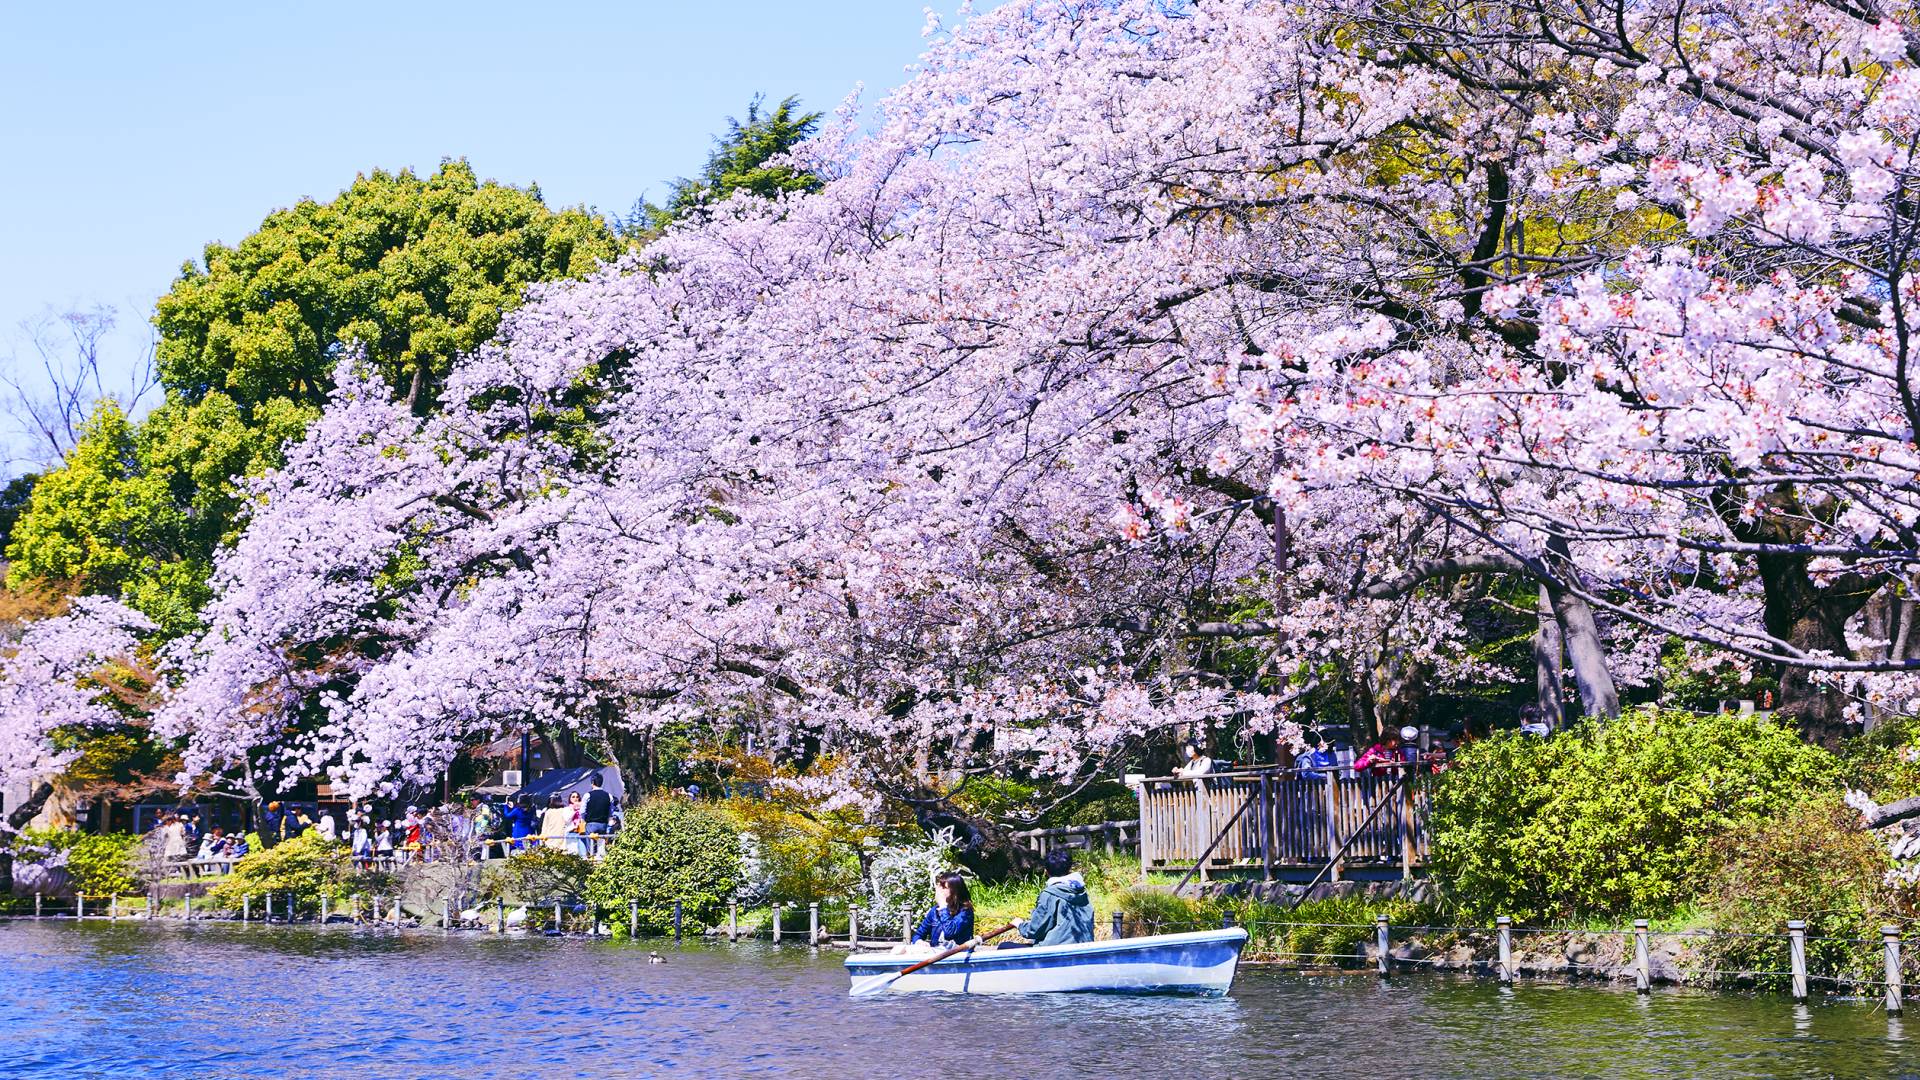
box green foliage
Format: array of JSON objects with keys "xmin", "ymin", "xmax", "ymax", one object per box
[
  {"xmin": 1429, "ymin": 708, "xmax": 1841, "ymax": 923},
  {"xmin": 584, "ymin": 798, "xmax": 742, "ymax": 935},
  {"xmin": 479, "ymin": 847, "xmax": 593, "ymax": 905},
  {"xmin": 1036, "ymin": 780, "xmax": 1139, "ymax": 828},
  {"xmin": 1112, "ymin": 890, "xmax": 1440, "ymax": 965},
  {"xmin": 0, "ymin": 472, "xmax": 39, "ymax": 549},
  {"xmin": 154, "ymin": 159, "xmax": 619, "ymax": 409},
  {"xmin": 10, "ymin": 161, "xmax": 617, "ymax": 635},
  {"xmin": 1699, "ymin": 797, "xmax": 1904, "ymax": 989},
  {"xmin": 1657, "ymin": 644, "xmax": 1775, "ymax": 713},
  {"xmin": 66, "ymin": 833, "xmax": 139, "ymax": 897},
  {"xmin": 6, "ymin": 394, "xmax": 316, "ymax": 633},
  {"xmin": 205, "ymin": 831, "xmax": 357, "ymax": 910},
  {"xmin": 641, "ymin": 96, "xmax": 823, "ymax": 231},
  {"xmin": 1842, "ymin": 714, "xmax": 1920, "ymax": 802}
]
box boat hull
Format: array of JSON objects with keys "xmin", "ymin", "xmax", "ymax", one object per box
[{"xmin": 845, "ymin": 928, "xmax": 1248, "ymax": 996}]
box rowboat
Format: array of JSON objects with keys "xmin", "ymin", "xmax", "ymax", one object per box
[{"xmin": 845, "ymin": 927, "xmax": 1249, "ymax": 996}]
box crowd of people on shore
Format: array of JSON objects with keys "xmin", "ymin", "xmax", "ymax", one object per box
[{"xmin": 145, "ymin": 773, "xmax": 630, "ymax": 874}]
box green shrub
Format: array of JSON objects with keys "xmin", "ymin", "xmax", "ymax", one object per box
[
  {"xmin": 480, "ymin": 848, "xmax": 593, "ymax": 905},
  {"xmin": 585, "ymin": 797, "xmax": 741, "ymax": 935},
  {"xmin": 1843, "ymin": 714, "xmax": 1920, "ymax": 802},
  {"xmin": 67, "ymin": 834, "xmax": 139, "ymax": 897},
  {"xmin": 1111, "ymin": 890, "xmax": 1440, "ymax": 966},
  {"xmin": 1429, "ymin": 707, "xmax": 1840, "ymax": 922},
  {"xmin": 1700, "ymin": 797, "xmax": 1904, "ymax": 989},
  {"xmin": 205, "ymin": 832, "xmax": 356, "ymax": 910}
]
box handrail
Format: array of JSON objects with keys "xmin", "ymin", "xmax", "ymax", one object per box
[
  {"xmin": 1140, "ymin": 762, "xmax": 1420, "ymax": 785},
  {"xmin": 1287, "ymin": 770, "xmax": 1417, "ymax": 909}
]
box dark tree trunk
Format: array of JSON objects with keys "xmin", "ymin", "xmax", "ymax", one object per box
[
  {"xmin": 1532, "ymin": 587, "xmax": 1566, "ymax": 729},
  {"xmin": 902, "ymin": 786, "xmax": 1041, "ymax": 883},
  {"xmin": 599, "ymin": 714, "xmax": 659, "ymax": 799},
  {"xmin": 0, "ymin": 781, "xmax": 57, "ymax": 897},
  {"xmin": 1751, "ymin": 550, "xmax": 1881, "ymax": 749}
]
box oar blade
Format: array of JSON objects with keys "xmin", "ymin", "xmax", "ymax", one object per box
[{"xmin": 848, "ymin": 972, "xmax": 898, "ymax": 998}]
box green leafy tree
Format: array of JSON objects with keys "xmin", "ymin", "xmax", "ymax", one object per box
[
  {"xmin": 205, "ymin": 831, "xmax": 359, "ymax": 911},
  {"xmin": 6, "ymin": 395, "xmax": 315, "ymax": 633},
  {"xmin": 154, "ymin": 158, "xmax": 619, "ymax": 410},
  {"xmin": 636, "ymin": 95, "xmax": 823, "ymax": 233},
  {"xmin": 585, "ymin": 798, "xmax": 742, "ymax": 935},
  {"xmin": 8, "ymin": 160, "xmax": 619, "ymax": 634},
  {"xmin": 1429, "ymin": 708, "xmax": 1842, "ymax": 922}
]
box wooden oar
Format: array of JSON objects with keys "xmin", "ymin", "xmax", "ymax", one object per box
[{"xmin": 851, "ymin": 922, "xmax": 1018, "ymax": 997}]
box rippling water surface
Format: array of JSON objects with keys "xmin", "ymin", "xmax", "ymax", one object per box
[{"xmin": 3, "ymin": 920, "xmax": 1918, "ymax": 1078}]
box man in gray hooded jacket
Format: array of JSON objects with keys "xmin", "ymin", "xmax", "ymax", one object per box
[{"xmin": 1019, "ymin": 848, "xmax": 1095, "ymax": 946}]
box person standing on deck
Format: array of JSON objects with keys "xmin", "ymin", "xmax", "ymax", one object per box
[
  {"xmin": 582, "ymin": 774, "xmax": 613, "ymax": 857},
  {"xmin": 539, "ymin": 794, "xmax": 572, "ymax": 851},
  {"xmin": 1018, "ymin": 849, "xmax": 1094, "ymax": 947}
]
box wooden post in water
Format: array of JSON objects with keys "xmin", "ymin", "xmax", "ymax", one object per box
[
  {"xmin": 1787, "ymin": 920, "xmax": 1808, "ymax": 1001},
  {"xmin": 394, "ymin": 895, "xmax": 402, "ymax": 926},
  {"xmin": 675, "ymin": 899, "xmax": 684, "ymax": 943},
  {"xmin": 728, "ymin": 901, "xmax": 738, "ymax": 941},
  {"xmin": 1375, "ymin": 915, "xmax": 1391, "ymax": 976},
  {"xmin": 265, "ymin": 893, "xmax": 273, "ymax": 922},
  {"xmin": 76, "ymin": 895, "xmax": 84, "ymax": 920},
  {"xmin": 1112, "ymin": 911, "xmax": 1124, "ymax": 940},
  {"xmin": 1634, "ymin": 920, "xmax": 1651, "ymax": 994},
  {"xmin": 1496, "ymin": 916, "xmax": 1513, "ymax": 984},
  {"xmin": 901, "ymin": 909, "xmax": 912, "ymax": 943},
  {"xmin": 34, "ymin": 893, "xmax": 41, "ymax": 919},
  {"xmin": 772, "ymin": 904, "xmax": 782, "ymax": 943},
  {"xmin": 630, "ymin": 899, "xmax": 638, "ymax": 939},
  {"xmin": 808, "ymin": 902, "xmax": 818, "ymax": 947},
  {"xmin": 185, "ymin": 893, "xmax": 192, "ymax": 921},
  {"xmin": 241, "ymin": 895, "xmax": 248, "ymax": 922},
  {"xmin": 849, "ymin": 907, "xmax": 860, "ymax": 950},
  {"xmin": 552, "ymin": 901, "xmax": 561, "ymax": 933},
  {"xmin": 321, "ymin": 895, "xmax": 329, "ymax": 923},
  {"xmin": 441, "ymin": 898, "xmax": 450, "ymax": 930},
  {"xmin": 110, "ymin": 895, "xmax": 118, "ymax": 921},
  {"xmin": 1886, "ymin": 926, "xmax": 1904, "ymax": 1015},
  {"xmin": 498, "ymin": 898, "xmax": 507, "ymax": 934}
]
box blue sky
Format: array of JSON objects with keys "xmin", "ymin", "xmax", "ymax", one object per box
[{"xmin": 0, "ymin": 1, "xmax": 936, "ymax": 466}]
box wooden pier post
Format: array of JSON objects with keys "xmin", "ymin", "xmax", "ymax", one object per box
[
  {"xmin": 241, "ymin": 895, "xmax": 249, "ymax": 922},
  {"xmin": 1886, "ymin": 926, "xmax": 1904, "ymax": 1015},
  {"xmin": 1375, "ymin": 915, "xmax": 1391, "ymax": 976},
  {"xmin": 808, "ymin": 902, "xmax": 818, "ymax": 947},
  {"xmin": 185, "ymin": 893, "xmax": 192, "ymax": 921},
  {"xmin": 441, "ymin": 898, "xmax": 451, "ymax": 930},
  {"xmin": 110, "ymin": 895, "xmax": 118, "ymax": 922},
  {"xmin": 728, "ymin": 901, "xmax": 738, "ymax": 941},
  {"xmin": 772, "ymin": 904, "xmax": 782, "ymax": 943},
  {"xmin": 849, "ymin": 907, "xmax": 860, "ymax": 950},
  {"xmin": 675, "ymin": 899, "xmax": 684, "ymax": 943},
  {"xmin": 321, "ymin": 896, "xmax": 329, "ymax": 923},
  {"xmin": 1787, "ymin": 920, "xmax": 1808, "ymax": 1001},
  {"xmin": 34, "ymin": 893, "xmax": 40, "ymax": 919},
  {"xmin": 1259, "ymin": 771, "xmax": 1274, "ymax": 882},
  {"xmin": 394, "ymin": 895, "xmax": 402, "ymax": 926},
  {"xmin": 630, "ymin": 899, "xmax": 638, "ymax": 939},
  {"xmin": 1322, "ymin": 773, "xmax": 1342, "ymax": 882},
  {"xmin": 1496, "ymin": 916, "xmax": 1513, "ymax": 984},
  {"xmin": 1399, "ymin": 774, "xmax": 1415, "ymax": 879},
  {"xmin": 552, "ymin": 901, "xmax": 561, "ymax": 933},
  {"xmin": 901, "ymin": 909, "xmax": 911, "ymax": 943},
  {"xmin": 1112, "ymin": 911, "xmax": 1124, "ymax": 940},
  {"xmin": 1634, "ymin": 920, "xmax": 1651, "ymax": 993},
  {"xmin": 264, "ymin": 893, "xmax": 273, "ymax": 922},
  {"xmin": 76, "ymin": 895, "xmax": 84, "ymax": 920}
]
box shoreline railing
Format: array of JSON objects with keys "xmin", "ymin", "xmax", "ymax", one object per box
[{"xmin": 1137, "ymin": 763, "xmax": 1430, "ymax": 881}]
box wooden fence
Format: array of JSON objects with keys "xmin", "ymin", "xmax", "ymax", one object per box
[
  {"xmin": 1137, "ymin": 765, "xmax": 1429, "ymax": 881},
  {"xmin": 1010, "ymin": 820, "xmax": 1139, "ymax": 856}
]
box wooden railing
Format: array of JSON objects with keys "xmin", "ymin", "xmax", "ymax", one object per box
[
  {"xmin": 1010, "ymin": 820, "xmax": 1140, "ymax": 856},
  {"xmin": 1137, "ymin": 765, "xmax": 1430, "ymax": 881}
]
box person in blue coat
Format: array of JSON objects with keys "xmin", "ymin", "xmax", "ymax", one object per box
[
  {"xmin": 503, "ymin": 795, "xmax": 537, "ymax": 852},
  {"xmin": 901, "ymin": 871, "xmax": 975, "ymax": 951}
]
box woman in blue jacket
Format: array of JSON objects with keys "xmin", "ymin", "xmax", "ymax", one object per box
[{"xmin": 902, "ymin": 871, "xmax": 975, "ymax": 950}]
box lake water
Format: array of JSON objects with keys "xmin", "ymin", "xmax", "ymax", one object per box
[{"xmin": 2, "ymin": 920, "xmax": 1917, "ymax": 1079}]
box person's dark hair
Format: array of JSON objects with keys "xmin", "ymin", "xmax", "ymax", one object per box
[
  {"xmin": 590, "ymin": 772, "xmax": 604, "ymax": 788},
  {"xmin": 937, "ymin": 870, "xmax": 973, "ymax": 913},
  {"xmin": 516, "ymin": 795, "xmax": 531, "ymax": 809},
  {"xmin": 1044, "ymin": 848, "xmax": 1073, "ymax": 877},
  {"xmin": 548, "ymin": 793, "xmax": 562, "ymax": 808},
  {"xmin": 1518, "ymin": 703, "xmax": 1541, "ymax": 723}
]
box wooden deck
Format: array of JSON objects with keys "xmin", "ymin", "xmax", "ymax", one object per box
[{"xmin": 1137, "ymin": 765, "xmax": 1430, "ymax": 881}]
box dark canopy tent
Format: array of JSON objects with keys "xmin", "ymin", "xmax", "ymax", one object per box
[{"xmin": 512, "ymin": 766, "xmax": 625, "ymax": 805}]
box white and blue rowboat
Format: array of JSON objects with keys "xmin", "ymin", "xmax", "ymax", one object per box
[{"xmin": 845, "ymin": 928, "xmax": 1249, "ymax": 996}]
